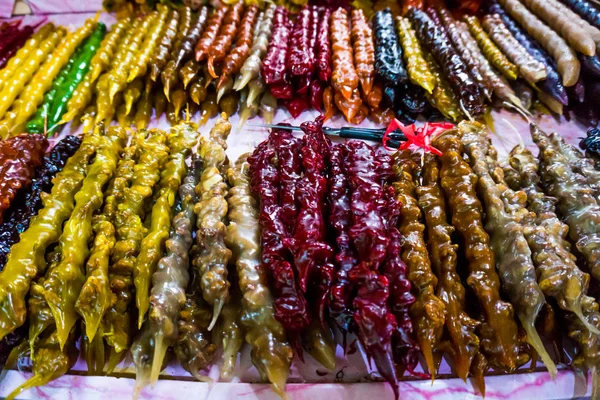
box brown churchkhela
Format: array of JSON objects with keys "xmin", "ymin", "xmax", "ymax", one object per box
[
  {"xmin": 531, "ymin": 124, "xmax": 600, "ymax": 284},
  {"xmin": 434, "ymin": 131, "xmax": 521, "ymax": 375},
  {"xmin": 459, "ymin": 121, "xmax": 556, "ymax": 377},
  {"xmin": 416, "ymin": 153, "xmax": 481, "ymax": 386},
  {"xmin": 392, "ymin": 151, "xmax": 445, "ymax": 379},
  {"xmin": 193, "ymin": 113, "xmax": 232, "ymax": 330}
]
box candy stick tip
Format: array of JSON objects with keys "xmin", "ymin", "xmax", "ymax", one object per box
[
  {"xmin": 150, "ymin": 334, "xmax": 167, "ymax": 385},
  {"xmin": 208, "ymin": 300, "xmax": 225, "ymax": 331},
  {"xmin": 523, "ymin": 322, "xmax": 557, "ymax": 379}
]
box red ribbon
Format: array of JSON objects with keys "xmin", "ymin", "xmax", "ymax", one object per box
[{"xmin": 382, "ymin": 119, "xmax": 453, "ymax": 156}]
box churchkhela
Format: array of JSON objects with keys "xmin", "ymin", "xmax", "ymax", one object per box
[
  {"xmin": 0, "ymin": 1, "xmax": 596, "ymax": 131},
  {"xmin": 226, "ymin": 155, "xmax": 293, "ymax": 397},
  {"xmin": 459, "ymin": 121, "xmax": 556, "ymax": 377},
  {"xmin": 0, "ymin": 114, "xmax": 597, "ymax": 398},
  {"xmin": 4, "ymin": 0, "xmax": 600, "ymax": 397},
  {"xmin": 392, "ymin": 151, "xmax": 445, "ymax": 379}
]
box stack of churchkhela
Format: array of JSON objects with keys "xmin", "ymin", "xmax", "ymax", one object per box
[
  {"xmin": 1, "ymin": 0, "xmax": 600, "ymax": 136},
  {"xmin": 4, "ymin": 109, "xmax": 600, "ymax": 398},
  {"xmin": 392, "ymin": 150, "xmax": 445, "ymax": 379},
  {"xmin": 457, "ymin": 121, "xmax": 600, "ymax": 398},
  {"xmin": 3, "ymin": 4, "xmax": 600, "ymax": 400},
  {"xmin": 525, "ymin": 123, "xmax": 600, "ymax": 398},
  {"xmin": 458, "ymin": 122, "xmax": 555, "ymax": 377},
  {"xmin": 248, "ymin": 119, "xmax": 336, "ymax": 372}
]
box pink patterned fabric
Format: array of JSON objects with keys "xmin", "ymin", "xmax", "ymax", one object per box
[
  {"xmin": 0, "ymin": 12, "xmax": 116, "ymax": 29},
  {"xmin": 24, "ymin": 0, "xmax": 102, "ymax": 14},
  {"xmin": 0, "ymin": 0, "xmax": 15, "ymax": 18},
  {"xmin": 0, "ymin": 370, "xmax": 592, "ymax": 399}
]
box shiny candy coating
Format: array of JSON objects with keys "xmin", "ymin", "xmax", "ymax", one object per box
[
  {"xmin": 10, "ymin": 17, "xmax": 98, "ymax": 134},
  {"xmin": 226, "ymin": 154, "xmax": 293, "ymax": 396},
  {"xmin": 234, "ymin": 5, "xmax": 275, "ymax": 91},
  {"xmin": 409, "ymin": 8, "xmax": 486, "ymax": 116},
  {"xmin": 393, "ymin": 151, "xmax": 445, "ymax": 379},
  {"xmin": 373, "ymin": 9, "xmax": 407, "ymax": 87},
  {"xmin": 434, "ymin": 131, "xmax": 520, "ymax": 373},
  {"xmin": 44, "ymin": 127, "xmax": 126, "ymax": 349},
  {"xmin": 103, "ymin": 130, "xmax": 169, "ymax": 356},
  {"xmin": 463, "ymin": 15, "xmax": 518, "ymax": 81},
  {"xmin": 497, "ymin": 0, "xmax": 580, "ymax": 87},
  {"xmin": 0, "ymin": 134, "xmax": 48, "ymax": 222},
  {"xmin": 416, "ymin": 153, "xmax": 481, "ymax": 384},
  {"xmin": 460, "ymin": 121, "xmax": 555, "ymax": 377},
  {"xmin": 134, "ymin": 122, "xmax": 198, "ymax": 327},
  {"xmin": 193, "ymin": 114, "xmax": 232, "ymax": 329},
  {"xmin": 397, "ymin": 17, "xmax": 435, "ymax": 95},
  {"xmin": 0, "ymin": 135, "xmax": 81, "ymax": 270},
  {"xmin": 0, "ymin": 132, "xmax": 98, "ymax": 341}
]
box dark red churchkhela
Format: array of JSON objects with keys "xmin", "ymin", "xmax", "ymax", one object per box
[
  {"xmin": 316, "ymin": 7, "xmax": 332, "ymax": 83},
  {"xmin": 328, "ymin": 144, "xmax": 355, "ymax": 335},
  {"xmin": 284, "ymin": 117, "xmax": 335, "ymax": 326},
  {"xmin": 248, "ymin": 134, "xmax": 311, "ymax": 356},
  {"xmin": 287, "ymin": 6, "xmax": 313, "ymax": 83},
  {"xmin": 0, "ymin": 134, "xmax": 48, "ymax": 223},
  {"xmin": 346, "ymin": 140, "xmax": 400, "ymax": 398},
  {"xmin": 263, "ymin": 7, "xmax": 293, "ymax": 100}
]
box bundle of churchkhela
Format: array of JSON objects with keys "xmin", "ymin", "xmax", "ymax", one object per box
[
  {"xmin": 0, "ymin": 135, "xmax": 80, "ymax": 372},
  {"xmin": 132, "ymin": 131, "xmax": 199, "ymax": 394},
  {"xmin": 433, "ymin": 131, "xmax": 522, "ymax": 376},
  {"xmin": 392, "ymin": 151, "xmax": 445, "ymax": 378},
  {"xmin": 0, "ymin": 16, "xmax": 99, "ymax": 137},
  {"xmin": 1, "ymin": 0, "xmax": 600, "ymax": 132},
  {"xmin": 3, "ymin": 6, "xmax": 600, "ymax": 394},
  {"xmin": 0, "ymin": 130, "xmax": 99, "ymax": 348},
  {"xmin": 531, "ymin": 125, "xmax": 600, "ymax": 284},
  {"xmin": 192, "ymin": 114, "xmax": 232, "ymax": 330},
  {"xmin": 225, "ymin": 154, "xmax": 293, "ymax": 397},
  {"xmin": 459, "ymin": 121, "xmax": 556, "ymax": 377},
  {"xmin": 4, "ymin": 105, "xmax": 600, "ymax": 398},
  {"xmin": 248, "ymin": 119, "xmax": 336, "ymax": 372},
  {"xmin": 415, "ymin": 153, "xmax": 480, "ymax": 387},
  {"xmin": 1, "ymin": 127, "xmax": 122, "ymax": 400},
  {"xmin": 0, "ymin": 136, "xmax": 81, "ymax": 269},
  {"xmin": 505, "ymin": 139, "xmax": 600, "ymax": 396},
  {"xmin": 133, "ymin": 120, "xmax": 198, "ymax": 328}
]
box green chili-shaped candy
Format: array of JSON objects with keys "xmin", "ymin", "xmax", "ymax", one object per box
[
  {"xmin": 48, "ymin": 23, "xmax": 107, "ymax": 133},
  {"xmin": 26, "ymin": 48, "xmax": 81, "ymax": 135},
  {"xmin": 26, "ymin": 24, "xmax": 105, "ymax": 135}
]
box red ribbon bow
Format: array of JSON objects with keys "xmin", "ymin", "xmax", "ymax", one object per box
[{"xmin": 383, "ymin": 119, "xmax": 453, "ymax": 156}]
